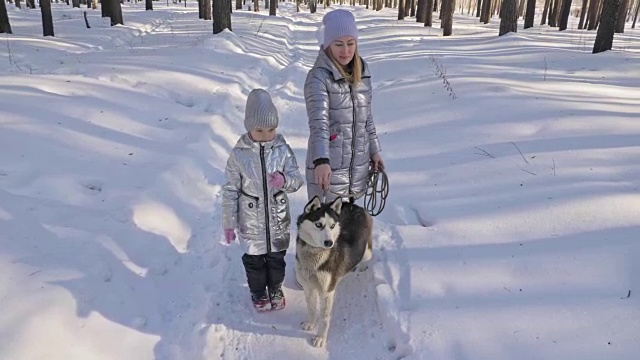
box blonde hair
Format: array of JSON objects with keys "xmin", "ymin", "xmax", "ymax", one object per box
[{"xmin": 325, "ymin": 46, "xmax": 362, "ymax": 86}]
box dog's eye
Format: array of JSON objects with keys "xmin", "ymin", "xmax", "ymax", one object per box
[
  {"xmin": 330, "ymin": 224, "xmax": 335, "ymax": 229},
  {"xmin": 315, "ymin": 223, "xmax": 322, "ymax": 228}
]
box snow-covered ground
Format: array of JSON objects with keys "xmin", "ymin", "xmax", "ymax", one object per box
[{"xmin": 1, "ymin": 3, "xmax": 639, "ymax": 359}]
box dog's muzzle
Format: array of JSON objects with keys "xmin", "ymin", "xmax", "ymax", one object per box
[{"xmin": 323, "ymin": 240, "xmax": 334, "ymax": 248}]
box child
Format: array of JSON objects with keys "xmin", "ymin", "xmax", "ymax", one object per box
[{"xmin": 221, "ymin": 88, "xmax": 304, "ymax": 311}]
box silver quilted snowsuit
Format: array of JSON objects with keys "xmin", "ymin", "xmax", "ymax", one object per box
[{"xmin": 222, "ymin": 133, "xmax": 304, "ymax": 255}]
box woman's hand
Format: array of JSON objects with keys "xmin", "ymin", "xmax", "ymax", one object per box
[
  {"xmin": 370, "ymin": 153, "xmax": 385, "ymax": 172},
  {"xmin": 314, "ymin": 164, "xmax": 332, "ymax": 190}
]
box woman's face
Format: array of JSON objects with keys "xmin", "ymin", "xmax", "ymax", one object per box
[{"xmin": 328, "ymin": 36, "xmax": 357, "ymax": 66}]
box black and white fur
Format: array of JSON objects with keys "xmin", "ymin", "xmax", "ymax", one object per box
[{"xmin": 295, "ymin": 196, "xmax": 373, "ymax": 347}]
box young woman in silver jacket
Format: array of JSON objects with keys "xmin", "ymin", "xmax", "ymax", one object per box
[
  {"xmin": 222, "ymin": 89, "xmax": 304, "ymax": 311},
  {"xmin": 304, "ymin": 9, "xmax": 384, "ymax": 203}
]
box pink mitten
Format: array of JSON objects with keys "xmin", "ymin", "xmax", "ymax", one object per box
[
  {"xmin": 268, "ymin": 172, "xmax": 285, "ymax": 189},
  {"xmin": 224, "ymin": 229, "xmax": 236, "ymax": 244}
]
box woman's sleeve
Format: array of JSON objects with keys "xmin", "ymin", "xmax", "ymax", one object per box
[{"xmin": 304, "ymin": 70, "xmax": 331, "ymax": 164}]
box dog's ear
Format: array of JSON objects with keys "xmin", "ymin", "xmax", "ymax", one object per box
[
  {"xmin": 304, "ymin": 196, "xmax": 322, "ymax": 214},
  {"xmin": 329, "ymin": 197, "xmax": 342, "ymax": 215}
]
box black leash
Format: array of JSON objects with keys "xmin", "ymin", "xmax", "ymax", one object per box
[
  {"xmin": 363, "ymin": 167, "xmax": 389, "ymax": 217},
  {"xmin": 323, "ymin": 166, "xmax": 389, "ymax": 217}
]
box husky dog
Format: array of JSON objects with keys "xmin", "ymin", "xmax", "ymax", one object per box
[{"xmin": 295, "ymin": 196, "xmax": 373, "ymax": 347}]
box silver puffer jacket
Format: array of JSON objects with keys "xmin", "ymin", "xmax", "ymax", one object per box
[
  {"xmin": 304, "ymin": 48, "xmax": 382, "ymax": 201},
  {"xmin": 222, "ymin": 133, "xmax": 304, "ymax": 255}
]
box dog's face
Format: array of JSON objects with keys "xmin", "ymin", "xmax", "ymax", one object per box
[{"xmin": 297, "ymin": 196, "xmax": 342, "ymax": 248}]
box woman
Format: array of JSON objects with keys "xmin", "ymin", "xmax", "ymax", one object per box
[{"xmin": 304, "ymin": 9, "xmax": 384, "ymax": 204}]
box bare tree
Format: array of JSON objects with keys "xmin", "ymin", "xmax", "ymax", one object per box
[
  {"xmin": 499, "ymin": 0, "xmax": 518, "ymax": 35},
  {"xmin": 110, "ymin": 0, "xmax": 124, "ymax": 26},
  {"xmin": 615, "ymin": 0, "xmax": 629, "ymax": 32},
  {"xmin": 633, "ymin": 0, "xmax": 639, "ymax": 28},
  {"xmin": 578, "ymin": 0, "xmax": 589, "ymax": 28},
  {"xmin": 204, "ymin": 0, "xmax": 211, "ymax": 20},
  {"xmin": 425, "ymin": 0, "xmax": 434, "ymax": 25},
  {"xmin": 559, "ymin": 0, "xmax": 573, "ymax": 30},
  {"xmin": 441, "ymin": 0, "xmax": 454, "ymax": 35},
  {"xmin": 213, "ymin": 0, "xmax": 232, "ymax": 34},
  {"xmin": 549, "ymin": 0, "xmax": 560, "ymax": 27},
  {"xmin": 541, "ymin": 0, "xmax": 551, "ymax": 25},
  {"xmin": 0, "ymin": 0, "xmax": 11, "ymax": 34},
  {"xmin": 270, "ymin": 0, "xmax": 276, "ymax": 15},
  {"xmin": 587, "ymin": 0, "xmax": 602, "ymax": 29},
  {"xmin": 417, "ymin": 0, "xmax": 427, "ymax": 22},
  {"xmin": 480, "ymin": 0, "xmax": 491, "ymax": 23},
  {"xmin": 102, "ymin": 0, "xmax": 112, "ymax": 18},
  {"xmin": 41, "ymin": 0, "xmax": 54, "ymax": 36},
  {"xmin": 524, "ymin": 0, "xmax": 536, "ymax": 28},
  {"xmin": 399, "ymin": 0, "xmax": 406, "ymax": 19},
  {"xmin": 593, "ymin": 0, "xmax": 621, "ymax": 53}
]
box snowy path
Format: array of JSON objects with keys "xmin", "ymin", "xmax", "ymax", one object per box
[{"xmin": 0, "ymin": 4, "xmax": 408, "ymax": 359}]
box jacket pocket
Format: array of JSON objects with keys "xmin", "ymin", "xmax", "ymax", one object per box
[
  {"xmin": 328, "ymin": 125, "xmax": 343, "ymax": 170},
  {"xmin": 238, "ymin": 190, "xmax": 260, "ymax": 235},
  {"xmin": 273, "ymin": 191, "xmax": 291, "ymax": 231}
]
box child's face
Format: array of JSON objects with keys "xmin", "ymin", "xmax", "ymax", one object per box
[{"xmin": 249, "ymin": 128, "xmax": 277, "ymax": 142}]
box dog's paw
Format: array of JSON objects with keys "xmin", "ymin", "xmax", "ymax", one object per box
[
  {"xmin": 311, "ymin": 335, "xmax": 326, "ymax": 347},
  {"xmin": 301, "ymin": 321, "xmax": 316, "ymax": 331}
]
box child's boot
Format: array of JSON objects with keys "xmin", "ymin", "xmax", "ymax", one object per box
[
  {"xmin": 251, "ymin": 292, "xmax": 270, "ymax": 312},
  {"xmin": 269, "ymin": 286, "xmax": 286, "ymax": 311}
]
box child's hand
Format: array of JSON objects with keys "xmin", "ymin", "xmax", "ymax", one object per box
[
  {"xmin": 224, "ymin": 229, "xmax": 236, "ymax": 244},
  {"xmin": 268, "ymin": 172, "xmax": 285, "ymax": 189}
]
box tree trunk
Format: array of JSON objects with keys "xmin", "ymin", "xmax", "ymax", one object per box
[
  {"xmin": 593, "ymin": 0, "xmax": 621, "ymax": 52},
  {"xmin": 425, "ymin": 0, "xmax": 434, "ymax": 25},
  {"xmin": 236, "ymin": 0, "xmax": 241, "ymax": 9},
  {"xmin": 213, "ymin": 0, "xmax": 232, "ymax": 33},
  {"xmin": 476, "ymin": 0, "xmax": 482, "ymax": 16},
  {"xmin": 270, "ymin": 0, "xmax": 276, "ymax": 15},
  {"xmin": 102, "ymin": 0, "xmax": 112, "ymax": 18},
  {"xmin": 0, "ymin": 0, "xmax": 11, "ymax": 34},
  {"xmin": 199, "ymin": 0, "xmax": 205, "ymax": 18},
  {"xmin": 481, "ymin": 0, "xmax": 491, "ymax": 23},
  {"xmin": 559, "ymin": 0, "xmax": 573, "ymax": 30},
  {"xmin": 549, "ymin": 0, "xmax": 559, "ymax": 27},
  {"xmin": 204, "ymin": 0, "xmax": 211, "ymax": 19},
  {"xmin": 578, "ymin": 0, "xmax": 589, "ymax": 28},
  {"xmin": 441, "ymin": 0, "xmax": 454, "ymax": 35},
  {"xmin": 518, "ymin": 0, "xmax": 526, "ymax": 17},
  {"xmin": 541, "ymin": 0, "xmax": 551, "ymax": 24},
  {"xmin": 110, "ymin": 0, "xmax": 124, "ymax": 26},
  {"xmin": 417, "ymin": 0, "xmax": 428, "ymax": 22},
  {"xmin": 615, "ymin": 0, "xmax": 628, "ymax": 31},
  {"xmin": 588, "ymin": 0, "xmax": 604, "ymax": 29},
  {"xmin": 398, "ymin": 0, "xmax": 406, "ymax": 19},
  {"xmin": 499, "ymin": 0, "xmax": 518, "ymax": 34},
  {"xmin": 632, "ymin": 0, "xmax": 639, "ymax": 28},
  {"xmin": 72, "ymin": 0, "xmax": 80, "ymax": 7},
  {"xmin": 146, "ymin": 0, "xmax": 152, "ymax": 10},
  {"xmin": 411, "ymin": 0, "xmax": 416, "ymax": 16},
  {"xmin": 41, "ymin": 0, "xmax": 54, "ymax": 36},
  {"xmin": 524, "ymin": 0, "xmax": 535, "ymax": 28}
]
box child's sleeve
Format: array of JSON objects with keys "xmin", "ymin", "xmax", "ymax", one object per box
[
  {"xmin": 281, "ymin": 145, "xmax": 304, "ymax": 193},
  {"xmin": 222, "ymin": 150, "xmax": 242, "ymax": 230}
]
